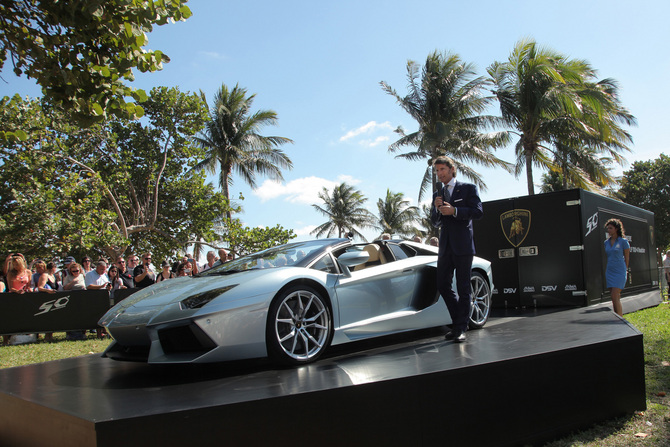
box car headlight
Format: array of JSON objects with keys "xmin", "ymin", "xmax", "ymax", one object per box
[{"xmin": 180, "ymin": 285, "xmax": 237, "ymax": 310}]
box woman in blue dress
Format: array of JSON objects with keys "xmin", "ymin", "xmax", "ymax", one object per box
[{"xmin": 604, "ymin": 218, "xmax": 630, "ymax": 316}]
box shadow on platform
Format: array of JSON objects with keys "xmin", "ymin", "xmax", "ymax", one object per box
[{"xmin": 0, "ymin": 301, "xmax": 650, "ymax": 447}]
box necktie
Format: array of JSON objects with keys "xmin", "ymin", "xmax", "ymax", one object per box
[{"xmin": 443, "ymin": 184, "xmax": 451, "ymax": 203}]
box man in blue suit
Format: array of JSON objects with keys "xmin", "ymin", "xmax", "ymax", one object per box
[{"xmin": 430, "ymin": 156, "xmax": 483, "ymax": 342}]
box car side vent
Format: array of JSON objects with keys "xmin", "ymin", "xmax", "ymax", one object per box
[{"xmin": 158, "ymin": 324, "xmax": 217, "ymax": 354}]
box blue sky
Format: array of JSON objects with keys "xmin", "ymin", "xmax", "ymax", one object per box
[{"xmin": 2, "ymin": 0, "xmax": 669, "ymax": 243}]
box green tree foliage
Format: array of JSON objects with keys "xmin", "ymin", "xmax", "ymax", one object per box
[
  {"xmin": 376, "ymin": 189, "xmax": 419, "ymax": 238},
  {"xmin": 194, "ymin": 83, "xmax": 293, "ymax": 219},
  {"xmin": 311, "ymin": 183, "xmax": 376, "ymax": 241},
  {"xmin": 217, "ymin": 217, "xmax": 295, "ymax": 257},
  {"xmin": 0, "ymin": 0, "xmax": 192, "ymax": 126},
  {"xmin": 619, "ymin": 154, "xmax": 670, "ymax": 259},
  {"xmin": 488, "ymin": 39, "xmax": 636, "ymax": 195},
  {"xmin": 381, "ymin": 51, "xmax": 511, "ymax": 200},
  {"xmin": 0, "ymin": 88, "xmax": 231, "ymax": 262}
]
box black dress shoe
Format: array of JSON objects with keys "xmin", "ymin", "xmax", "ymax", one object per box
[
  {"xmin": 444, "ymin": 330, "xmax": 457, "ymax": 340},
  {"xmin": 455, "ymin": 332, "xmax": 466, "ymax": 343}
]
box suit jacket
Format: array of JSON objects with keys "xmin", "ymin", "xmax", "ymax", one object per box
[{"xmin": 430, "ymin": 181, "xmax": 483, "ymax": 256}]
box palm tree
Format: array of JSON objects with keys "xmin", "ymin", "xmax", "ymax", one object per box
[
  {"xmin": 311, "ymin": 183, "xmax": 376, "ymax": 241},
  {"xmin": 488, "ymin": 39, "xmax": 636, "ymax": 195},
  {"xmin": 381, "ymin": 51, "xmax": 512, "ymax": 201},
  {"xmin": 194, "ymin": 83, "xmax": 293, "ymax": 218},
  {"xmin": 418, "ymin": 204, "xmax": 440, "ymax": 240},
  {"xmin": 551, "ymin": 77, "xmax": 636, "ymax": 192},
  {"xmin": 376, "ymin": 189, "xmax": 419, "ymax": 238}
]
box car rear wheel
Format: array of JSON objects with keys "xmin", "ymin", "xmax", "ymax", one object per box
[
  {"xmin": 266, "ymin": 285, "xmax": 333, "ymax": 365},
  {"xmin": 469, "ymin": 271, "xmax": 491, "ymax": 329}
]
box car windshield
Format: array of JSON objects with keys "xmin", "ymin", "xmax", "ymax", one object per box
[{"xmin": 199, "ymin": 239, "xmax": 345, "ymax": 276}]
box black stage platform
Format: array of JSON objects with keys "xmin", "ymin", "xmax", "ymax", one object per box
[{"xmin": 0, "ymin": 304, "xmax": 648, "ymax": 447}]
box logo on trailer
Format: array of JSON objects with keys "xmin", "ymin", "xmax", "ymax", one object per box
[{"xmin": 500, "ymin": 209, "xmax": 531, "ymax": 247}]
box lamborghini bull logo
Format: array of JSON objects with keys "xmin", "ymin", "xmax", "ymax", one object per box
[{"xmin": 500, "ymin": 209, "xmax": 531, "ymax": 247}]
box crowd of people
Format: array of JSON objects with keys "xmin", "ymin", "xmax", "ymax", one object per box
[
  {"xmin": 1, "ymin": 248, "xmax": 233, "ymax": 296},
  {"xmin": 1, "ymin": 248, "xmax": 233, "ymax": 345}
]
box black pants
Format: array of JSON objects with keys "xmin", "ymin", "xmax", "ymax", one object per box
[{"xmin": 437, "ymin": 247, "xmax": 473, "ymax": 333}]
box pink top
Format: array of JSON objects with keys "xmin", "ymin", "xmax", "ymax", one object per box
[{"xmin": 10, "ymin": 270, "xmax": 31, "ymax": 292}]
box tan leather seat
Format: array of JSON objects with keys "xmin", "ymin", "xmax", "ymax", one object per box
[{"xmin": 354, "ymin": 244, "xmax": 384, "ymax": 271}]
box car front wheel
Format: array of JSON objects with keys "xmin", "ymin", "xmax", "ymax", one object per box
[
  {"xmin": 266, "ymin": 285, "xmax": 333, "ymax": 365},
  {"xmin": 469, "ymin": 271, "xmax": 491, "ymax": 329}
]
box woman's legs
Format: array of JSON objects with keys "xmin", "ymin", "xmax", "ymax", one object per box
[{"xmin": 610, "ymin": 287, "xmax": 623, "ymax": 316}]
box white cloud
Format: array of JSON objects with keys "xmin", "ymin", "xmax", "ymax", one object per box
[
  {"xmin": 199, "ymin": 51, "xmax": 227, "ymax": 61},
  {"xmin": 359, "ymin": 135, "xmax": 390, "ymax": 148},
  {"xmin": 336, "ymin": 174, "xmax": 361, "ymax": 185},
  {"xmin": 339, "ymin": 121, "xmax": 393, "ymax": 142},
  {"xmin": 253, "ymin": 177, "xmax": 337, "ymax": 204},
  {"xmin": 293, "ymin": 225, "xmax": 317, "ymax": 237},
  {"xmin": 252, "ymin": 175, "xmax": 363, "ymax": 204}
]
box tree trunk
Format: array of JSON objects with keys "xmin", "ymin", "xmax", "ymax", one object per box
[{"xmin": 525, "ymin": 150, "xmax": 535, "ymax": 195}]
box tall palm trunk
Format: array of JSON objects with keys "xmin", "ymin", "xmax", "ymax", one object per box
[{"xmin": 525, "ymin": 149, "xmax": 535, "ymax": 195}]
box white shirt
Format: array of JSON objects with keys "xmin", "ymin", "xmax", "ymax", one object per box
[{"xmin": 85, "ymin": 270, "xmax": 109, "ymax": 287}]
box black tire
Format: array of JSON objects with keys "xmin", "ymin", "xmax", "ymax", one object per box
[
  {"xmin": 266, "ymin": 285, "xmax": 333, "ymax": 365},
  {"xmin": 469, "ymin": 271, "xmax": 491, "ymax": 329}
]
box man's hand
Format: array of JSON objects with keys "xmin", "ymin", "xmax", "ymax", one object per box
[{"xmin": 439, "ymin": 203, "xmax": 455, "ymax": 216}]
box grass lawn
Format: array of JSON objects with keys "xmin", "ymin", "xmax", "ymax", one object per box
[{"xmin": 0, "ymin": 303, "xmax": 668, "ymax": 446}]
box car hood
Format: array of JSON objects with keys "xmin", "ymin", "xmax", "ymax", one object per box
[{"xmin": 100, "ymin": 269, "xmax": 282, "ymax": 326}]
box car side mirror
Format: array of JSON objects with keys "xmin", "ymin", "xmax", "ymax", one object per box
[{"xmin": 337, "ymin": 251, "xmax": 369, "ymax": 277}]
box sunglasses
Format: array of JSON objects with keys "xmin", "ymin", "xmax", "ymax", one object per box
[{"xmin": 70, "ymin": 269, "xmax": 80, "ymax": 273}]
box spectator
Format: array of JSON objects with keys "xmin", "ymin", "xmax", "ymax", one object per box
[
  {"xmin": 381, "ymin": 233, "xmax": 391, "ymax": 240},
  {"xmin": 85, "ymin": 260, "xmax": 112, "ymax": 291},
  {"xmin": 47, "ymin": 261, "xmax": 61, "ymax": 290},
  {"xmin": 134, "ymin": 252, "xmax": 156, "ymax": 288},
  {"xmin": 60, "ymin": 255, "xmax": 76, "ymax": 281},
  {"xmin": 211, "ymin": 248, "xmax": 228, "ymax": 268},
  {"xmin": 202, "ymin": 251, "xmax": 218, "ymax": 271},
  {"xmin": 187, "ymin": 253, "xmax": 199, "ymax": 275},
  {"xmin": 34, "ymin": 260, "xmax": 57, "ymax": 293},
  {"xmin": 126, "ymin": 255, "xmax": 140, "ymax": 275},
  {"xmin": 7, "ymin": 254, "xmax": 32, "ymax": 293},
  {"xmin": 413, "ymin": 235, "xmax": 422, "ymax": 243},
  {"xmin": 157, "ymin": 261, "xmax": 176, "ymax": 282},
  {"xmin": 0, "ymin": 255, "xmax": 7, "ymax": 292},
  {"xmin": 62, "ymin": 262, "xmax": 86, "ymax": 290},
  {"xmin": 107, "ymin": 264, "xmax": 126, "ymax": 296},
  {"xmin": 81, "ymin": 256, "xmax": 93, "ymax": 273},
  {"xmin": 30, "ymin": 260, "xmax": 45, "ymax": 291},
  {"xmin": 115, "ymin": 256, "xmax": 134, "ymax": 289},
  {"xmin": 3, "ymin": 253, "xmax": 24, "ymax": 279},
  {"xmin": 429, "ymin": 237, "xmax": 439, "ymax": 247},
  {"xmin": 664, "ymin": 250, "xmax": 670, "ymax": 289},
  {"xmin": 176, "ymin": 262, "xmax": 191, "ymax": 277}
]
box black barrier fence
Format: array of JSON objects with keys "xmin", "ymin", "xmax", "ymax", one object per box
[{"xmin": 0, "ymin": 288, "xmax": 138, "ymax": 336}]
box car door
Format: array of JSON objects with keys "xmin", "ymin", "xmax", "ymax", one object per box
[{"xmin": 333, "ymin": 251, "xmax": 419, "ymax": 337}]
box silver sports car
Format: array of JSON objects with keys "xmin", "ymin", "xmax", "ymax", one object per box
[{"xmin": 99, "ymin": 238, "xmax": 493, "ymax": 365}]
